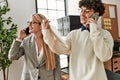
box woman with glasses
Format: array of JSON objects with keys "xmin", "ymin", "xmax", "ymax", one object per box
[
  {"xmin": 8, "ymin": 13, "xmax": 61, "ymax": 80},
  {"xmin": 42, "ymin": 0, "xmax": 114, "ymax": 80}
]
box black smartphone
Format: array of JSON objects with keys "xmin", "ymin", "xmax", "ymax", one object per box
[
  {"xmin": 24, "ymin": 27, "xmax": 30, "ymax": 35},
  {"xmin": 90, "ymin": 13, "xmax": 99, "ymax": 21}
]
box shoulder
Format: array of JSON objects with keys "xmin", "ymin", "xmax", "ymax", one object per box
[
  {"xmin": 99, "ymin": 28, "xmax": 113, "ymax": 42},
  {"xmin": 23, "ymin": 34, "xmax": 34, "ymax": 43},
  {"xmin": 65, "ymin": 29, "xmax": 80, "ymax": 42},
  {"xmin": 68, "ymin": 29, "xmax": 80, "ymax": 36},
  {"xmin": 100, "ymin": 28, "xmax": 112, "ymax": 36}
]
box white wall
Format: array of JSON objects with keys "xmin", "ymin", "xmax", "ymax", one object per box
[
  {"xmin": 67, "ymin": 0, "xmax": 120, "ymax": 37},
  {"xmin": 8, "ymin": 0, "xmax": 36, "ymax": 31},
  {"xmin": 66, "ymin": 0, "xmax": 80, "ymax": 15},
  {"xmin": 0, "ymin": 0, "xmax": 36, "ymax": 80}
]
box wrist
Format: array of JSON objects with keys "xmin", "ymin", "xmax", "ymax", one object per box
[
  {"xmin": 16, "ymin": 38, "xmax": 22, "ymax": 42},
  {"xmin": 17, "ymin": 36, "xmax": 23, "ymax": 40}
]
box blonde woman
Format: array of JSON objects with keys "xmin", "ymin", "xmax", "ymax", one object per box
[{"xmin": 8, "ymin": 13, "xmax": 61, "ymax": 80}]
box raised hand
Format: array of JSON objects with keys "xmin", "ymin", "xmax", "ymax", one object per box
[
  {"xmin": 42, "ymin": 19, "xmax": 50, "ymax": 29},
  {"xmin": 17, "ymin": 29, "xmax": 27, "ymax": 40}
]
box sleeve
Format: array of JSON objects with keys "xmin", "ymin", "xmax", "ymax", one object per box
[
  {"xmin": 90, "ymin": 23, "xmax": 114, "ymax": 62},
  {"xmin": 8, "ymin": 40, "xmax": 25, "ymax": 60},
  {"xmin": 42, "ymin": 29, "xmax": 70, "ymax": 55}
]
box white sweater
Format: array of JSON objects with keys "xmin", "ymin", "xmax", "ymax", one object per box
[{"xmin": 42, "ymin": 23, "xmax": 114, "ymax": 80}]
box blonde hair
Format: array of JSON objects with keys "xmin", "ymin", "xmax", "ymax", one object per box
[
  {"xmin": 32, "ymin": 13, "xmax": 46, "ymax": 24},
  {"xmin": 32, "ymin": 13, "xmax": 56, "ymax": 70}
]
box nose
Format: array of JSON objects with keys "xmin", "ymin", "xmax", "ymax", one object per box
[
  {"xmin": 80, "ymin": 11, "xmax": 85, "ymax": 16},
  {"xmin": 27, "ymin": 21, "xmax": 32, "ymax": 26},
  {"xmin": 29, "ymin": 23, "xmax": 32, "ymax": 26},
  {"xmin": 28, "ymin": 23, "xmax": 32, "ymax": 26}
]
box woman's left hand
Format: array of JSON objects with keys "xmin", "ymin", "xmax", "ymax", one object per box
[{"xmin": 42, "ymin": 19, "xmax": 50, "ymax": 29}]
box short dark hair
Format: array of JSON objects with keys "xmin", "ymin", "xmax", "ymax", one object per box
[{"xmin": 79, "ymin": 0, "xmax": 105, "ymax": 16}]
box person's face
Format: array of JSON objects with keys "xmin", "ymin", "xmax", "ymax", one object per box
[
  {"xmin": 80, "ymin": 6, "xmax": 94, "ymax": 24},
  {"xmin": 28, "ymin": 16, "xmax": 41, "ymax": 33}
]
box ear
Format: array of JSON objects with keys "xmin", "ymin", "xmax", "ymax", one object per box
[{"xmin": 95, "ymin": 12, "xmax": 99, "ymax": 16}]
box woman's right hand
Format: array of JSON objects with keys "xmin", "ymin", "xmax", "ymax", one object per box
[{"xmin": 17, "ymin": 29, "xmax": 27, "ymax": 40}]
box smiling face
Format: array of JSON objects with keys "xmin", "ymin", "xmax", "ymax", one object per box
[
  {"xmin": 28, "ymin": 16, "xmax": 41, "ymax": 34},
  {"xmin": 80, "ymin": 6, "xmax": 94, "ymax": 25}
]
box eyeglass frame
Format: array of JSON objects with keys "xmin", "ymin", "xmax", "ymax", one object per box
[
  {"xmin": 27, "ymin": 21, "xmax": 41, "ymax": 25},
  {"xmin": 79, "ymin": 8, "xmax": 94, "ymax": 14}
]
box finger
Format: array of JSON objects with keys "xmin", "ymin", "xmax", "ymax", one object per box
[
  {"xmin": 89, "ymin": 18, "xmax": 97, "ymax": 24},
  {"xmin": 46, "ymin": 20, "xmax": 50, "ymax": 29},
  {"xmin": 41, "ymin": 20, "xmax": 48, "ymax": 29}
]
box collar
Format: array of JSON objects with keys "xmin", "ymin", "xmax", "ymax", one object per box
[{"xmin": 81, "ymin": 25, "xmax": 90, "ymax": 32}]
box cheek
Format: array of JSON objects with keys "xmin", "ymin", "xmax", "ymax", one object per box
[
  {"xmin": 34, "ymin": 26, "xmax": 41, "ymax": 31},
  {"xmin": 80, "ymin": 14, "xmax": 90, "ymax": 24},
  {"xmin": 80, "ymin": 15, "xmax": 86, "ymax": 21},
  {"xmin": 29, "ymin": 26, "xmax": 36, "ymax": 31},
  {"xmin": 80, "ymin": 17, "xmax": 87, "ymax": 24},
  {"xmin": 29, "ymin": 26, "xmax": 32, "ymax": 31}
]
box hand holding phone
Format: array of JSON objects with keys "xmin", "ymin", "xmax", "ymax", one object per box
[
  {"xmin": 90, "ymin": 13, "xmax": 99, "ymax": 21},
  {"xmin": 24, "ymin": 27, "xmax": 30, "ymax": 35}
]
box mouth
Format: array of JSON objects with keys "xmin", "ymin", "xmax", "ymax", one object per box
[
  {"xmin": 80, "ymin": 16, "xmax": 87, "ymax": 24},
  {"xmin": 81, "ymin": 17, "xmax": 86, "ymax": 22},
  {"xmin": 81, "ymin": 16, "xmax": 86, "ymax": 20}
]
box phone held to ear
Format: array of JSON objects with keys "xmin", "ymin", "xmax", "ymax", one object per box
[
  {"xmin": 90, "ymin": 13, "xmax": 99, "ymax": 21},
  {"xmin": 24, "ymin": 27, "xmax": 30, "ymax": 35}
]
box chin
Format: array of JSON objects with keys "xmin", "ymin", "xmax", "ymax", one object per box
[
  {"xmin": 29, "ymin": 30, "xmax": 34, "ymax": 33},
  {"xmin": 81, "ymin": 21, "xmax": 86, "ymax": 24}
]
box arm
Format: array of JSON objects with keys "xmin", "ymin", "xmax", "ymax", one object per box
[
  {"xmin": 8, "ymin": 29, "xmax": 26, "ymax": 60},
  {"xmin": 42, "ymin": 29, "xmax": 70, "ymax": 55},
  {"xmin": 8, "ymin": 40, "xmax": 25, "ymax": 60},
  {"xmin": 90, "ymin": 23, "xmax": 114, "ymax": 62},
  {"xmin": 42, "ymin": 20, "xmax": 70, "ymax": 55}
]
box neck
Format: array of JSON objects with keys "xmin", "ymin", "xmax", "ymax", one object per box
[
  {"xmin": 34, "ymin": 31, "xmax": 43, "ymax": 41},
  {"xmin": 83, "ymin": 24, "xmax": 89, "ymax": 28}
]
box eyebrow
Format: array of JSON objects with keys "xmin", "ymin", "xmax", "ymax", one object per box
[{"xmin": 80, "ymin": 8, "xmax": 90, "ymax": 10}]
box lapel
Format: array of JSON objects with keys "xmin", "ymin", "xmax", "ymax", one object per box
[
  {"xmin": 29, "ymin": 34, "xmax": 45, "ymax": 67},
  {"xmin": 28, "ymin": 34, "xmax": 38, "ymax": 67}
]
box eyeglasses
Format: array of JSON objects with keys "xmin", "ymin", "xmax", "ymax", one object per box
[
  {"xmin": 79, "ymin": 8, "xmax": 93, "ymax": 14},
  {"xmin": 27, "ymin": 21, "xmax": 41, "ymax": 25}
]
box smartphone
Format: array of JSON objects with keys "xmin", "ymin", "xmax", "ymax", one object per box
[
  {"xmin": 90, "ymin": 13, "xmax": 99, "ymax": 21},
  {"xmin": 24, "ymin": 27, "xmax": 30, "ymax": 35}
]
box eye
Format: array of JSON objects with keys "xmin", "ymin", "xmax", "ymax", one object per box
[
  {"xmin": 79, "ymin": 8, "xmax": 92, "ymax": 14},
  {"xmin": 27, "ymin": 21, "xmax": 41, "ymax": 25},
  {"xmin": 85, "ymin": 10, "xmax": 90, "ymax": 13},
  {"xmin": 32, "ymin": 22, "xmax": 37, "ymax": 24}
]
